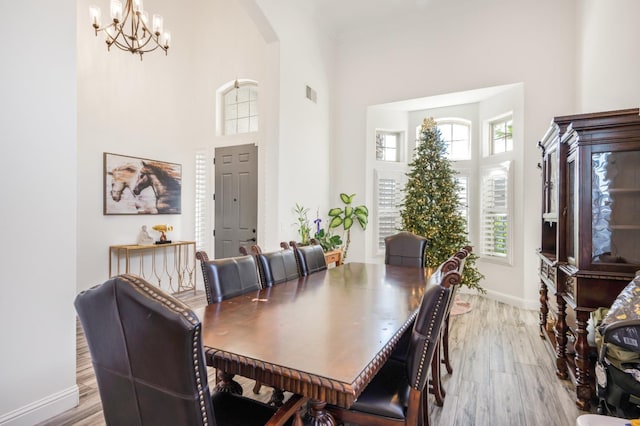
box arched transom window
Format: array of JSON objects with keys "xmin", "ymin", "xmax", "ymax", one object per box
[{"xmin": 223, "ymin": 81, "xmax": 258, "ymax": 135}]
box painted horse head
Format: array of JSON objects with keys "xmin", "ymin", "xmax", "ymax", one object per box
[
  {"xmin": 133, "ymin": 161, "xmax": 181, "ymax": 214},
  {"xmin": 107, "ymin": 163, "xmax": 139, "ymax": 202}
]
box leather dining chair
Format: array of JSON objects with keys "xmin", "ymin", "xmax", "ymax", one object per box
[
  {"xmin": 440, "ymin": 246, "xmax": 471, "ymax": 376},
  {"xmin": 289, "ymin": 241, "xmax": 327, "ymax": 276},
  {"xmin": 326, "ymin": 268, "xmax": 460, "ymax": 426},
  {"xmin": 196, "ymin": 251, "xmax": 261, "ymax": 304},
  {"xmin": 256, "ymin": 247, "xmax": 301, "ymax": 287},
  {"xmin": 384, "ymin": 231, "xmax": 428, "ymax": 267},
  {"xmin": 74, "ymin": 274, "xmax": 304, "ymax": 426},
  {"xmin": 250, "ymin": 246, "xmax": 302, "ymax": 398}
]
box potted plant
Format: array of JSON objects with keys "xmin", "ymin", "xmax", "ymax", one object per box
[
  {"xmin": 293, "ymin": 203, "xmax": 312, "ymax": 245},
  {"xmin": 328, "ymin": 193, "xmax": 368, "ymax": 261}
]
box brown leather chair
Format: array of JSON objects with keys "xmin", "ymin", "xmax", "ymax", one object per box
[
  {"xmin": 74, "ymin": 274, "xmax": 303, "ymax": 426},
  {"xmin": 326, "ymin": 268, "xmax": 460, "ymax": 426},
  {"xmin": 290, "ymin": 241, "xmax": 327, "ymax": 276},
  {"xmin": 256, "ymin": 248, "xmax": 301, "ymax": 287},
  {"xmin": 384, "ymin": 231, "xmax": 428, "ymax": 267},
  {"xmin": 196, "ymin": 251, "xmax": 261, "ymax": 304},
  {"xmin": 439, "ymin": 246, "xmax": 471, "ymax": 375},
  {"xmin": 251, "ymin": 245, "xmax": 301, "ymax": 398}
]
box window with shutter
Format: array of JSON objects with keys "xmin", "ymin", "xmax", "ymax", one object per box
[
  {"xmin": 456, "ymin": 174, "xmax": 469, "ymax": 232},
  {"xmin": 194, "ymin": 150, "xmax": 208, "ymax": 252},
  {"xmin": 375, "ymin": 169, "xmax": 406, "ymax": 252},
  {"xmin": 480, "ymin": 162, "xmax": 510, "ymax": 259}
]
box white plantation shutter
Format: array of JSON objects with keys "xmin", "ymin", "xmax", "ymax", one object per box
[
  {"xmin": 194, "ymin": 150, "xmax": 208, "ymax": 252},
  {"xmin": 456, "ymin": 175, "xmax": 469, "ymax": 232},
  {"xmin": 480, "ymin": 162, "xmax": 510, "ymax": 258},
  {"xmin": 375, "ymin": 169, "xmax": 406, "ymax": 251}
]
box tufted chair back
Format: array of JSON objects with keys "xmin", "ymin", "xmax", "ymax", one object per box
[
  {"xmin": 196, "ymin": 251, "xmax": 261, "ymax": 304},
  {"xmin": 257, "ymin": 248, "xmax": 300, "ymax": 287},
  {"xmin": 290, "ymin": 242, "xmax": 327, "ymax": 276},
  {"xmin": 384, "ymin": 231, "xmax": 427, "ymax": 267},
  {"xmin": 74, "ymin": 274, "xmax": 215, "ymax": 425}
]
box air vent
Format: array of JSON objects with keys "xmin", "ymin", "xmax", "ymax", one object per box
[{"xmin": 306, "ymin": 85, "xmax": 317, "ymax": 103}]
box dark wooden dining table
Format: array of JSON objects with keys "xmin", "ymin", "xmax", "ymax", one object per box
[{"xmin": 195, "ymin": 262, "xmax": 429, "ymax": 425}]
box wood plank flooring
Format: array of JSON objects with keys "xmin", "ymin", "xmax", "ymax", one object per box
[{"xmin": 39, "ymin": 291, "xmax": 584, "ymax": 426}]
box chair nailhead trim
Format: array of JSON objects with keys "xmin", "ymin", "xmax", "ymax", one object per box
[
  {"xmin": 414, "ymin": 288, "xmax": 445, "ymax": 388},
  {"xmin": 121, "ymin": 275, "xmax": 209, "ymax": 425}
]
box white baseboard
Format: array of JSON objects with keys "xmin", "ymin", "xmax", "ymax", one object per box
[
  {"xmin": 458, "ymin": 286, "xmax": 539, "ymax": 311},
  {"xmin": 0, "ymin": 385, "xmax": 79, "ymax": 426}
]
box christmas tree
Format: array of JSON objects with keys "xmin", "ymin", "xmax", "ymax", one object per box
[{"xmin": 400, "ymin": 117, "xmax": 485, "ymax": 293}]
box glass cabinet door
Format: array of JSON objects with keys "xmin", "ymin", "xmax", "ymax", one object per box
[
  {"xmin": 566, "ymin": 153, "xmax": 576, "ymax": 265},
  {"xmin": 591, "ymin": 149, "xmax": 640, "ymax": 268},
  {"xmin": 543, "ymin": 147, "xmax": 559, "ymax": 219}
]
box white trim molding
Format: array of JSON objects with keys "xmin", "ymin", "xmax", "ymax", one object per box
[{"xmin": 0, "ymin": 385, "xmax": 79, "ymax": 426}]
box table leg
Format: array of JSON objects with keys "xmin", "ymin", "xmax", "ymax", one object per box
[
  {"xmin": 214, "ymin": 370, "xmax": 243, "ymax": 395},
  {"xmin": 303, "ymin": 400, "xmax": 336, "ymax": 426}
]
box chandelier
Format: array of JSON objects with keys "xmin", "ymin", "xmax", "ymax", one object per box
[{"xmin": 89, "ymin": 0, "xmax": 170, "ymax": 60}]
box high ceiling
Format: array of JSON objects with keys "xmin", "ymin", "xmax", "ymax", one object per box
[{"xmin": 309, "ymin": 0, "xmax": 436, "ymax": 40}]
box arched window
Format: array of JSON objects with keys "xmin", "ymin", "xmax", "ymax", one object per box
[
  {"xmin": 222, "ymin": 81, "xmax": 258, "ymax": 135},
  {"xmin": 435, "ymin": 118, "xmax": 471, "ymax": 160}
]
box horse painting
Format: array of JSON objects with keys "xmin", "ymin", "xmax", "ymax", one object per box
[
  {"xmin": 133, "ymin": 161, "xmax": 182, "ymax": 214},
  {"xmin": 107, "ymin": 163, "xmax": 139, "ymax": 202}
]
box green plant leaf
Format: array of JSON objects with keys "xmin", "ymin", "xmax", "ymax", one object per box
[
  {"xmin": 328, "ymin": 208, "xmax": 343, "ymax": 217},
  {"xmin": 355, "ymin": 205, "xmax": 369, "ymax": 216},
  {"xmin": 340, "ymin": 193, "xmax": 354, "ymax": 204},
  {"xmin": 329, "ymin": 216, "xmax": 343, "ymax": 228},
  {"xmin": 356, "ymin": 213, "xmax": 368, "ymax": 229},
  {"xmin": 345, "ymin": 206, "xmax": 353, "ymax": 218},
  {"xmin": 344, "ymin": 217, "xmax": 353, "ymax": 230}
]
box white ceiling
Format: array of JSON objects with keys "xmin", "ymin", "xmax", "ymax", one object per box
[{"xmin": 310, "ymin": 0, "xmax": 437, "ymax": 39}]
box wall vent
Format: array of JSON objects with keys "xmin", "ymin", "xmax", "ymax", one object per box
[{"xmin": 306, "ymin": 85, "xmax": 317, "ymax": 103}]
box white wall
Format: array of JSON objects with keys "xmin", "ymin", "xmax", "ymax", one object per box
[
  {"xmin": 333, "ymin": 0, "xmax": 578, "ymax": 308},
  {"xmin": 76, "ymin": 0, "xmax": 277, "ymax": 291},
  {"xmin": 77, "ymin": 0, "xmax": 204, "ymax": 292},
  {"xmin": 255, "ymin": 0, "xmax": 335, "ymax": 248},
  {"xmin": 0, "ymin": 1, "xmax": 78, "ymax": 424},
  {"xmin": 578, "ymin": 0, "xmax": 640, "ymax": 112}
]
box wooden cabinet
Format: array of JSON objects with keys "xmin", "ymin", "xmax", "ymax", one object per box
[{"xmin": 538, "ymin": 108, "xmax": 640, "ymax": 410}]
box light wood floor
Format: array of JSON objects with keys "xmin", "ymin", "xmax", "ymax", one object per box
[{"xmin": 40, "ymin": 291, "xmax": 584, "ymax": 426}]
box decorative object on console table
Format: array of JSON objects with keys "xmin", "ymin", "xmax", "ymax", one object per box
[
  {"xmin": 109, "ymin": 241, "xmax": 196, "ymax": 294},
  {"xmin": 537, "ymin": 108, "xmax": 640, "ymax": 411},
  {"xmin": 136, "ymin": 225, "xmax": 154, "ymax": 246},
  {"xmin": 104, "ymin": 152, "xmax": 181, "ymax": 215},
  {"xmin": 152, "ymin": 224, "xmax": 173, "ymax": 244}
]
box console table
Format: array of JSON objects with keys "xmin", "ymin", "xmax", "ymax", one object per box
[{"xmin": 109, "ymin": 241, "xmax": 197, "ymax": 294}]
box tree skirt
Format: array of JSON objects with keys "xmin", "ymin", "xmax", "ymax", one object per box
[{"xmin": 450, "ymin": 296, "xmax": 472, "ymax": 316}]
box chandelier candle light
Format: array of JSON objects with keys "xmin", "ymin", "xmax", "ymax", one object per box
[{"xmin": 89, "ymin": 0, "xmax": 170, "ymax": 60}]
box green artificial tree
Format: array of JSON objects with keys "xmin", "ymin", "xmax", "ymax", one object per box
[{"xmin": 400, "ymin": 118, "xmax": 485, "ymax": 293}]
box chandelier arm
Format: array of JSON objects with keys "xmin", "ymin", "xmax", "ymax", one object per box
[{"xmin": 90, "ymin": 0, "xmax": 168, "ymax": 58}]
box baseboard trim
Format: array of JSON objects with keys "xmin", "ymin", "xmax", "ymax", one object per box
[
  {"xmin": 458, "ymin": 287, "xmax": 538, "ymax": 310},
  {"xmin": 0, "ymin": 385, "xmax": 79, "ymax": 426}
]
